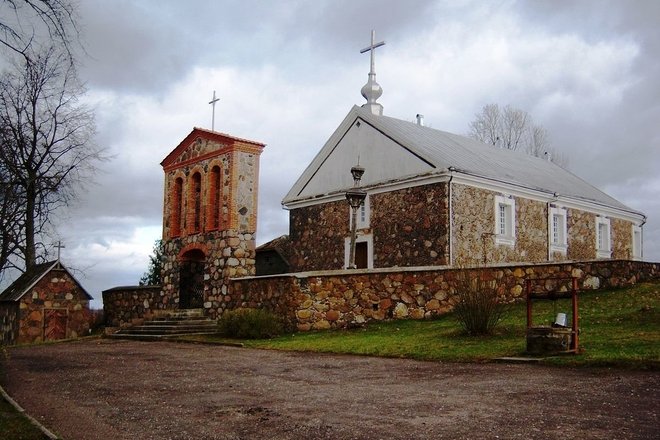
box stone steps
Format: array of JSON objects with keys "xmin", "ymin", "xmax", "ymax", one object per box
[{"xmin": 109, "ymin": 309, "xmax": 218, "ymax": 340}]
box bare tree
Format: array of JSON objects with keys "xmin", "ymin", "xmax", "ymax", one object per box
[
  {"xmin": 467, "ymin": 103, "xmax": 569, "ymax": 168},
  {"xmin": 0, "ymin": 44, "xmax": 99, "ymax": 271},
  {"xmin": 0, "ymin": 0, "xmax": 78, "ymax": 60}
]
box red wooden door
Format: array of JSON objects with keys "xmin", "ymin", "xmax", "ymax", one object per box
[{"xmin": 44, "ymin": 309, "xmax": 67, "ymax": 340}]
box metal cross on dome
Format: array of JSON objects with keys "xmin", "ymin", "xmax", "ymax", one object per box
[{"xmin": 360, "ymin": 30, "xmax": 385, "ymax": 75}]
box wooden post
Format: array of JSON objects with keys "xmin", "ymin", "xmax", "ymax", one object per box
[
  {"xmin": 571, "ymin": 277, "xmax": 579, "ymax": 351},
  {"xmin": 526, "ymin": 279, "xmax": 532, "ymax": 328}
]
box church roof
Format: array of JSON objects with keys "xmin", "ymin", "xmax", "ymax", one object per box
[
  {"xmin": 283, "ymin": 105, "xmax": 642, "ymax": 218},
  {"xmin": 0, "ymin": 260, "xmax": 93, "ymax": 302}
]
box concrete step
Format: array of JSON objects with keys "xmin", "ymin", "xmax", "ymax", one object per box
[{"xmin": 111, "ymin": 310, "xmax": 217, "ymax": 340}]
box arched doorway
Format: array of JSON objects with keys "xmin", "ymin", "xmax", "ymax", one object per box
[{"xmin": 179, "ymin": 249, "xmax": 206, "ymax": 309}]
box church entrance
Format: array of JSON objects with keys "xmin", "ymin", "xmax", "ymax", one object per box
[
  {"xmin": 179, "ymin": 249, "xmax": 206, "ymax": 309},
  {"xmin": 355, "ymin": 241, "xmax": 368, "ymax": 269}
]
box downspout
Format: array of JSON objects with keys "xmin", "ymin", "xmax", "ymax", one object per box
[
  {"xmin": 448, "ymin": 167, "xmax": 455, "ymax": 267},
  {"xmin": 641, "ymin": 215, "xmax": 647, "ymax": 260},
  {"xmin": 547, "ymin": 192, "xmax": 559, "ymax": 262}
]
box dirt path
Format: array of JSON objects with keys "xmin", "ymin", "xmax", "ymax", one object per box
[{"xmin": 1, "ymin": 339, "xmax": 658, "ymax": 440}]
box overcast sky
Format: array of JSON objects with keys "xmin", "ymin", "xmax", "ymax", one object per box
[{"xmin": 26, "ymin": 0, "xmax": 659, "ymax": 307}]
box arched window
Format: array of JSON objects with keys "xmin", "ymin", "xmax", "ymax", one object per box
[
  {"xmin": 208, "ymin": 166, "xmax": 221, "ymax": 230},
  {"xmin": 171, "ymin": 177, "xmax": 183, "ymax": 237},
  {"xmin": 191, "ymin": 172, "xmax": 202, "ymax": 233}
]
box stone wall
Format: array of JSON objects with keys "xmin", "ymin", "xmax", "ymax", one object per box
[
  {"xmin": 0, "ymin": 302, "xmax": 19, "ymax": 345},
  {"xmin": 288, "ymin": 200, "xmax": 348, "ymax": 272},
  {"xmin": 102, "ymin": 285, "xmax": 163, "ymax": 328},
  {"xmin": 229, "ymin": 260, "xmax": 660, "ymax": 331},
  {"xmin": 567, "ymin": 208, "xmax": 596, "ymax": 260},
  {"xmin": 371, "ymin": 182, "xmax": 449, "ymax": 267},
  {"xmin": 18, "ymin": 268, "xmax": 91, "ymax": 344},
  {"xmin": 160, "ymin": 230, "xmax": 255, "ymax": 320},
  {"xmin": 288, "ymin": 182, "xmax": 449, "ymax": 272},
  {"xmin": 452, "ymin": 184, "xmax": 636, "ymax": 265},
  {"xmin": 612, "ymin": 218, "xmax": 633, "ymax": 259}
]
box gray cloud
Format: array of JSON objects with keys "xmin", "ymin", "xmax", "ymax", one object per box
[{"xmin": 31, "ymin": 0, "xmax": 658, "ymax": 303}]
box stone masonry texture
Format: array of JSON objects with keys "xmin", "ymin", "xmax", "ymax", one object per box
[{"xmin": 105, "ymin": 260, "xmax": 658, "ymax": 329}]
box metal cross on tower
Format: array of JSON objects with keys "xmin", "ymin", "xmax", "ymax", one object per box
[{"xmin": 209, "ymin": 90, "xmax": 220, "ymax": 131}]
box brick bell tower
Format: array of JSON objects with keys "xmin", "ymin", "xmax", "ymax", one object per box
[{"xmin": 159, "ymin": 127, "xmax": 265, "ymax": 318}]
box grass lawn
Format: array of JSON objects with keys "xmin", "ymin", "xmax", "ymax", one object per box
[
  {"xmin": 190, "ymin": 281, "xmax": 660, "ymax": 369},
  {"xmin": 0, "ymin": 394, "xmax": 50, "ymax": 440}
]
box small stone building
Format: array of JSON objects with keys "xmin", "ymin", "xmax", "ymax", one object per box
[
  {"xmin": 159, "ymin": 127, "xmax": 265, "ymax": 317},
  {"xmin": 256, "ymin": 235, "xmax": 292, "ymax": 276},
  {"xmin": 0, "ymin": 260, "xmax": 92, "ymax": 345},
  {"xmin": 282, "ymin": 41, "xmax": 645, "ymax": 271}
]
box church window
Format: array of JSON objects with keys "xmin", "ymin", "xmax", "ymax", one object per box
[
  {"xmin": 191, "ymin": 172, "xmax": 202, "ymax": 233},
  {"xmin": 208, "ymin": 166, "xmax": 221, "ymax": 230},
  {"xmin": 548, "ymin": 206, "xmax": 567, "ymax": 256},
  {"xmin": 596, "ymin": 216, "xmax": 611, "ymax": 258},
  {"xmin": 494, "ymin": 195, "xmax": 515, "ymax": 246},
  {"xmin": 350, "ymin": 194, "xmax": 370, "ymax": 229},
  {"xmin": 171, "ymin": 177, "xmax": 183, "ymax": 237}
]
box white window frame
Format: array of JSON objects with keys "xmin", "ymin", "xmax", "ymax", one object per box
[
  {"xmin": 596, "ymin": 216, "xmax": 611, "ymax": 259},
  {"xmin": 494, "ymin": 195, "xmax": 515, "ymax": 246},
  {"xmin": 344, "ymin": 233, "xmax": 373, "ymax": 269},
  {"xmin": 632, "ymin": 225, "xmax": 642, "ymax": 260},
  {"xmin": 349, "ymin": 194, "xmax": 370, "ymax": 230},
  {"xmin": 548, "ymin": 206, "xmax": 568, "ymax": 255}
]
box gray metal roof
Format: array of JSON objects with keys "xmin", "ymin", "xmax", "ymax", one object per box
[{"xmin": 285, "ymin": 105, "xmax": 640, "ymax": 215}]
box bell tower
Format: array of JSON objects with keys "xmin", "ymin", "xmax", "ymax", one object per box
[{"xmin": 159, "ymin": 127, "xmax": 265, "ymax": 317}]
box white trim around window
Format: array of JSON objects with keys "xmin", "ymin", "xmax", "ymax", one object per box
[
  {"xmin": 632, "ymin": 224, "xmax": 642, "ymax": 260},
  {"xmin": 494, "ymin": 195, "xmax": 516, "ymax": 246},
  {"xmin": 343, "ymin": 233, "xmax": 373, "ymax": 269},
  {"xmin": 548, "ymin": 206, "xmax": 568, "ymax": 256},
  {"xmin": 596, "ymin": 216, "xmax": 611, "ymax": 259}
]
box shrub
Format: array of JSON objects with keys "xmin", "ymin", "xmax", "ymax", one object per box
[
  {"xmin": 453, "ymin": 273, "xmax": 507, "ymax": 336},
  {"xmin": 217, "ymin": 308, "xmax": 284, "ymax": 339}
]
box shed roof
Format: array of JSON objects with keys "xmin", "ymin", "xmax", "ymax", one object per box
[{"xmin": 0, "ymin": 260, "xmax": 93, "ymax": 302}]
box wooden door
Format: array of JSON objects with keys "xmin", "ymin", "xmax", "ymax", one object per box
[
  {"xmin": 355, "ymin": 242, "xmax": 368, "ymax": 269},
  {"xmin": 44, "ymin": 309, "xmax": 67, "ymax": 340}
]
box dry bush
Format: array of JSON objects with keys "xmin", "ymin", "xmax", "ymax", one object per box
[{"xmin": 453, "ymin": 273, "xmax": 507, "ymax": 335}]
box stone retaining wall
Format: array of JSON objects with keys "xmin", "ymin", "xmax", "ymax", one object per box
[
  {"xmin": 231, "ymin": 260, "xmax": 659, "ymax": 331},
  {"xmin": 102, "ymin": 286, "xmax": 163, "ymax": 328},
  {"xmin": 103, "ymin": 260, "xmax": 659, "ymax": 330}
]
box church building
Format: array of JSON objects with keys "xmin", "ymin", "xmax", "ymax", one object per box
[
  {"xmin": 282, "ymin": 32, "xmax": 645, "ymax": 272},
  {"xmin": 159, "ymin": 127, "xmax": 264, "ymax": 315}
]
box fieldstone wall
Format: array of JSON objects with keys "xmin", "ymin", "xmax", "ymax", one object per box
[
  {"xmin": 371, "ymin": 182, "xmax": 449, "ymax": 267},
  {"xmin": 0, "ymin": 302, "xmax": 19, "ymax": 345},
  {"xmin": 159, "ymin": 230, "xmax": 256, "ymax": 320},
  {"xmin": 288, "ymin": 200, "xmax": 348, "ymax": 272},
  {"xmin": 567, "ymin": 208, "xmax": 596, "ymax": 260},
  {"xmin": 17, "ymin": 268, "xmax": 91, "ymax": 344},
  {"xmin": 612, "ymin": 218, "xmax": 633, "ymax": 259},
  {"xmin": 452, "ymin": 184, "xmax": 636, "ymax": 265},
  {"xmin": 229, "ymin": 260, "xmax": 659, "ymax": 331},
  {"xmin": 288, "ymin": 183, "xmax": 449, "ymax": 272},
  {"xmin": 452, "ymin": 184, "xmax": 547, "ymax": 265},
  {"xmin": 102, "ymin": 285, "xmax": 163, "ymax": 328}
]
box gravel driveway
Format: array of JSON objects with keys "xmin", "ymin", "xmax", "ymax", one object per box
[{"xmin": 1, "ymin": 338, "xmax": 658, "ymax": 440}]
